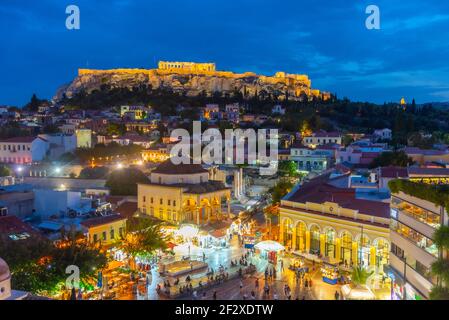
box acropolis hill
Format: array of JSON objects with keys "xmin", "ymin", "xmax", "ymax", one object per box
[{"xmin": 55, "ymin": 61, "xmax": 330, "ymax": 101}]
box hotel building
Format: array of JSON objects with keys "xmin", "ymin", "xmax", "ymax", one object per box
[{"xmin": 389, "ymin": 183, "xmax": 448, "ymax": 300}]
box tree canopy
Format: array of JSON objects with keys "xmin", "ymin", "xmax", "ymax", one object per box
[
  {"xmin": 369, "ymin": 151, "xmax": 414, "ymax": 169},
  {"xmin": 105, "ymin": 167, "xmax": 150, "ymax": 195}
]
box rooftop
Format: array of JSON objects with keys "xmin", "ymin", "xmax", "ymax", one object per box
[
  {"xmin": 284, "ymin": 178, "xmax": 390, "ymax": 218},
  {"xmin": 380, "ymin": 166, "xmax": 408, "ymax": 178},
  {"xmin": 115, "ymin": 201, "xmax": 138, "ymax": 219},
  {"xmin": 152, "ymin": 159, "xmax": 208, "ymax": 175},
  {"xmin": 0, "ymin": 215, "xmax": 42, "ymax": 239},
  {"xmin": 0, "ymin": 136, "xmax": 43, "ymax": 143},
  {"xmin": 80, "ymin": 214, "xmax": 127, "ymax": 228}
]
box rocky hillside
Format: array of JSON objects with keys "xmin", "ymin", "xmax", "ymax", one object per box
[{"xmin": 54, "ymin": 67, "xmax": 328, "ymax": 102}]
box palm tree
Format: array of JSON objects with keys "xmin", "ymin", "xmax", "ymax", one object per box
[
  {"xmin": 120, "ymin": 218, "xmax": 169, "ymax": 269},
  {"xmin": 351, "ymin": 266, "xmax": 374, "ymax": 287},
  {"xmin": 430, "ymin": 225, "xmax": 449, "ymax": 299}
]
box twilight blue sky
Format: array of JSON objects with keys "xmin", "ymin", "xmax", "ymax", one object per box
[{"xmin": 1, "ymin": 0, "xmax": 449, "ymax": 106}]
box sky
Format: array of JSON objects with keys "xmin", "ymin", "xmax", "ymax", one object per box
[{"xmin": 1, "ymin": 0, "xmax": 449, "ymax": 106}]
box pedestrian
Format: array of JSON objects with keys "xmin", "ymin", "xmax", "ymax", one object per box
[
  {"xmin": 240, "ymin": 280, "xmax": 244, "ymax": 291},
  {"xmin": 213, "ymin": 291, "xmax": 217, "ymax": 300},
  {"xmin": 334, "ymin": 290, "xmax": 340, "ymax": 300},
  {"xmin": 255, "ymin": 278, "xmax": 259, "ymax": 288},
  {"xmin": 273, "ymin": 291, "xmax": 279, "ymax": 300},
  {"xmin": 280, "ymin": 259, "xmax": 284, "ymax": 271},
  {"xmin": 251, "ymin": 290, "xmax": 256, "ymax": 300}
]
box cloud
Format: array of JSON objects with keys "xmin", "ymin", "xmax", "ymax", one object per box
[{"xmin": 383, "ymin": 14, "xmax": 449, "ymax": 33}]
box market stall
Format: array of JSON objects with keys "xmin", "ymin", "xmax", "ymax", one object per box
[
  {"xmin": 255, "ymin": 240, "xmax": 285, "ymax": 264},
  {"xmin": 321, "ymin": 263, "xmax": 339, "ymax": 285}
]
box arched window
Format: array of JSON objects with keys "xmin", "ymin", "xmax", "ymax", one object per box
[
  {"xmin": 357, "ymin": 235, "xmax": 371, "ymax": 267},
  {"xmin": 375, "ymin": 238, "xmax": 390, "ymax": 267},
  {"xmin": 325, "ymin": 228, "xmax": 336, "ymax": 258},
  {"xmin": 282, "ymin": 219, "xmax": 293, "ymax": 248},
  {"xmin": 341, "ymin": 231, "xmax": 353, "ymax": 265},
  {"xmin": 310, "ymin": 225, "xmax": 321, "ymax": 254},
  {"xmin": 296, "ymin": 222, "xmax": 307, "ymax": 251}
]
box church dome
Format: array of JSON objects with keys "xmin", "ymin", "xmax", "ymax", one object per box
[{"xmin": 0, "ymin": 258, "xmax": 11, "ymax": 283}]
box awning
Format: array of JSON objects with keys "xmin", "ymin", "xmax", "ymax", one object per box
[
  {"xmin": 254, "ymin": 240, "xmax": 285, "ymax": 252},
  {"xmin": 209, "ymin": 228, "xmax": 228, "ymax": 239}
]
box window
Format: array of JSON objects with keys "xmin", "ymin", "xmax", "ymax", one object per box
[
  {"xmin": 150, "ymin": 197, "xmax": 154, "ymax": 204},
  {"xmin": 102, "ymin": 232, "xmax": 107, "ymax": 241},
  {"xmin": 110, "ymin": 229, "xmax": 115, "ymax": 239},
  {"xmin": 168, "ymin": 200, "xmax": 171, "ymax": 206},
  {"xmin": 143, "ymin": 196, "xmax": 146, "ymax": 203},
  {"xmin": 173, "ymin": 200, "xmax": 176, "ymax": 206},
  {"xmin": 391, "ymin": 196, "xmax": 440, "ymax": 228},
  {"xmin": 93, "ymin": 234, "xmax": 98, "ymax": 242},
  {"xmin": 390, "ymin": 219, "xmax": 438, "ymax": 257},
  {"xmin": 119, "ymin": 227, "xmax": 123, "ymax": 238},
  {"xmin": 160, "ymin": 198, "xmax": 163, "ymax": 205},
  {"xmin": 391, "ymin": 243, "xmax": 404, "ymax": 259}
]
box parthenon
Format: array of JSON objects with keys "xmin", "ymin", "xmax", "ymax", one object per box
[{"xmin": 158, "ymin": 61, "xmax": 216, "ymax": 73}]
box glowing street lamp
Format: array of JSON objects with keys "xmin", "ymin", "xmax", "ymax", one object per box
[{"xmin": 116, "ymin": 163, "xmax": 123, "ymax": 169}]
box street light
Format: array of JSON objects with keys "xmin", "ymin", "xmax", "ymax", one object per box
[{"xmin": 55, "ymin": 167, "xmax": 62, "ymax": 174}]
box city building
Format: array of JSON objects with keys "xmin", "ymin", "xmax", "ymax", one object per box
[
  {"xmin": 81, "ymin": 214, "xmax": 127, "ymax": 246},
  {"xmin": 373, "ymin": 128, "xmax": 392, "ymax": 141},
  {"xmin": 120, "ymin": 105, "xmax": 151, "ymax": 120},
  {"xmin": 279, "ymin": 175, "xmax": 390, "ymax": 268},
  {"xmin": 39, "ymin": 133, "xmax": 77, "ymax": 160},
  {"xmin": 389, "ymin": 180, "xmax": 448, "ymax": 300},
  {"xmin": 76, "ymin": 129, "xmax": 92, "ymax": 148},
  {"xmin": 303, "ymin": 131, "xmax": 342, "ymax": 148},
  {"xmin": 0, "ymin": 136, "xmax": 49, "ymax": 164},
  {"xmin": 0, "ymin": 184, "xmax": 34, "ymax": 219},
  {"xmin": 404, "ymin": 147, "xmax": 449, "ymax": 165},
  {"xmin": 141, "ymin": 145, "xmax": 171, "ymax": 163},
  {"xmin": 290, "ymin": 143, "xmax": 333, "ymax": 173},
  {"xmin": 137, "ymin": 160, "xmax": 231, "ymax": 225}
]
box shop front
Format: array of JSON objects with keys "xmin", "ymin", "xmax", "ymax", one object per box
[{"xmin": 386, "ymin": 267, "xmax": 425, "ymax": 300}]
